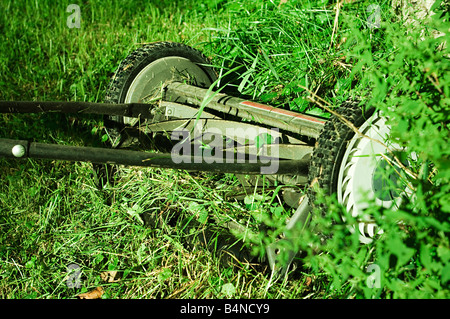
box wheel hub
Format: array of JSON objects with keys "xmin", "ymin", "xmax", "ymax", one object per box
[
  {"xmin": 336, "ymin": 112, "xmax": 408, "ymax": 243},
  {"xmin": 124, "ymin": 56, "xmax": 215, "ymax": 125},
  {"xmin": 371, "ymin": 155, "xmax": 404, "ymax": 202}
]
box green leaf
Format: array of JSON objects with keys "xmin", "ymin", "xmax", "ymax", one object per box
[
  {"xmin": 198, "ymin": 209, "xmax": 208, "ymax": 224},
  {"xmin": 25, "ymin": 257, "xmax": 36, "ymax": 269},
  {"xmin": 94, "ymin": 254, "xmax": 104, "ymax": 265},
  {"xmin": 420, "ymin": 244, "xmax": 432, "ymax": 270},
  {"xmin": 441, "ymin": 262, "xmax": 450, "ymax": 284},
  {"xmin": 158, "ymin": 268, "xmax": 173, "ymax": 282},
  {"xmin": 387, "ymin": 236, "xmax": 415, "ymax": 269},
  {"xmin": 221, "ymin": 283, "xmax": 236, "ymax": 297}
]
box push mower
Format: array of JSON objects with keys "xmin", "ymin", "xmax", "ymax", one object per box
[{"xmin": 0, "ymin": 42, "xmax": 410, "ymax": 276}]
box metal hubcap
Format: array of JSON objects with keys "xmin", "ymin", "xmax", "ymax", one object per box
[
  {"xmin": 124, "ymin": 56, "xmax": 214, "ymax": 125},
  {"xmin": 337, "ymin": 111, "xmax": 408, "ymax": 243}
]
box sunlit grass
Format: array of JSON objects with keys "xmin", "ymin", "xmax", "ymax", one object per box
[{"xmin": 2, "ymin": 0, "xmax": 447, "ymax": 299}]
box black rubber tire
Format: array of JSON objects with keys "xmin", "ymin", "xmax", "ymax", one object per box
[
  {"xmin": 105, "ymin": 41, "xmax": 217, "ymax": 115},
  {"xmin": 307, "ymin": 101, "xmax": 375, "ymax": 211}
]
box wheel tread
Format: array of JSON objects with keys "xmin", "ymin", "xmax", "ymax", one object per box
[{"xmin": 308, "ymin": 101, "xmax": 374, "ymax": 211}]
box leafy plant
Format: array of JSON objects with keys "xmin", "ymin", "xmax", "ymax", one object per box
[
  {"xmin": 205, "ymin": 0, "xmax": 449, "ymax": 298},
  {"xmin": 289, "ymin": 0, "xmax": 449, "ymax": 298}
]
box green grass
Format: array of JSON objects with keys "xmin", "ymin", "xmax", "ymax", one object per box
[
  {"xmin": 0, "ymin": 0, "xmax": 320, "ymax": 299},
  {"xmin": 1, "ymin": 0, "xmax": 449, "ymax": 299}
]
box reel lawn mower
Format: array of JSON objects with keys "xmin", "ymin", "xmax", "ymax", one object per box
[{"xmin": 0, "ymin": 42, "xmax": 411, "ymax": 276}]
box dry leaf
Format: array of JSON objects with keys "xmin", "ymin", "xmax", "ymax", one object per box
[
  {"xmin": 77, "ymin": 286, "xmax": 104, "ymax": 299},
  {"xmin": 100, "ymin": 270, "xmax": 119, "ymax": 283},
  {"xmin": 305, "ymin": 276, "xmax": 312, "ymax": 287}
]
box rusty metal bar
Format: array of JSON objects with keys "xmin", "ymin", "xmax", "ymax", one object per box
[
  {"xmin": 0, "ymin": 100, "xmax": 153, "ymax": 119},
  {"xmin": 0, "ymin": 138, "xmax": 310, "ymax": 176},
  {"xmin": 1, "ymin": 82, "xmax": 326, "ymax": 138},
  {"xmin": 165, "ymin": 82, "xmax": 326, "ymax": 138}
]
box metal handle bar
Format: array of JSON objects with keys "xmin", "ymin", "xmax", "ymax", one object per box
[{"xmin": 0, "ymin": 138, "xmax": 309, "ymax": 175}]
